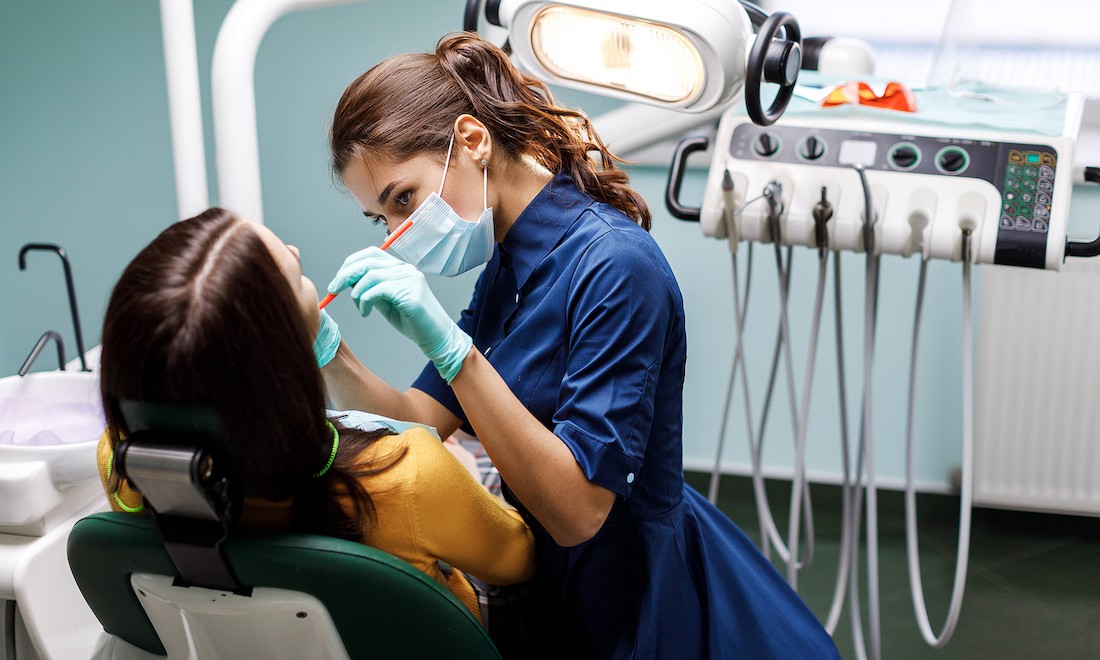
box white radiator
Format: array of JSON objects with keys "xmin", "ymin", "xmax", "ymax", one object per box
[{"xmin": 975, "ymin": 258, "xmax": 1100, "ymax": 516}]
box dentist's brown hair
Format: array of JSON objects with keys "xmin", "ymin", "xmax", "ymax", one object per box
[{"xmin": 330, "ymin": 31, "xmax": 651, "ymax": 229}]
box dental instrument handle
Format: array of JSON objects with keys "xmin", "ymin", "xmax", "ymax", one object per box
[
  {"xmin": 722, "ymin": 169, "xmax": 738, "ymax": 244},
  {"xmin": 762, "ymin": 181, "xmax": 784, "ymax": 243},
  {"xmin": 318, "ymin": 218, "xmax": 414, "ymax": 310},
  {"xmin": 813, "ymin": 186, "xmax": 833, "ymax": 259}
]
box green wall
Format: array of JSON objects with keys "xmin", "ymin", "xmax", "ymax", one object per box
[{"xmin": 2, "ymin": 0, "xmax": 1098, "ymax": 485}]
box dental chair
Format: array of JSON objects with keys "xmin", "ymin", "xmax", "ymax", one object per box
[{"xmin": 66, "ymin": 402, "xmax": 501, "ymax": 659}]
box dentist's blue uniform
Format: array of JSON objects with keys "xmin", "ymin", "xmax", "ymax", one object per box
[{"xmin": 414, "ymin": 173, "xmax": 838, "ymax": 659}]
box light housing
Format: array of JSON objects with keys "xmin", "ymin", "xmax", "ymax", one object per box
[{"xmin": 498, "ymin": 0, "xmax": 754, "ymax": 113}]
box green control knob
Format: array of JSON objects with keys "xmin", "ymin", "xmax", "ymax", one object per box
[
  {"xmin": 938, "ymin": 147, "xmax": 968, "ymax": 173},
  {"xmin": 890, "ymin": 144, "xmax": 919, "ymax": 169}
]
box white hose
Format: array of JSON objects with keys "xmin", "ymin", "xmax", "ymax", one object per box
[
  {"xmin": 711, "ymin": 187, "xmax": 813, "ymax": 571},
  {"xmin": 784, "ymin": 248, "xmax": 829, "ymax": 587},
  {"xmin": 708, "ymin": 245, "xmax": 753, "ymax": 503},
  {"xmin": 846, "ymin": 164, "xmax": 880, "ymax": 660},
  {"xmin": 824, "ymin": 249, "xmax": 855, "ymax": 635},
  {"xmin": 755, "ymin": 184, "xmax": 829, "ymax": 577},
  {"xmin": 903, "ymin": 242, "xmax": 974, "ymax": 647},
  {"xmin": 708, "ymin": 171, "xmax": 752, "ymax": 506}
]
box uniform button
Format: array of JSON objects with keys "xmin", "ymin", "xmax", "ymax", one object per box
[
  {"xmin": 515, "ymin": 292, "xmax": 520, "ymax": 303},
  {"xmin": 626, "ymin": 473, "xmax": 635, "ymax": 484},
  {"xmin": 484, "ymin": 346, "xmax": 493, "ymax": 356}
]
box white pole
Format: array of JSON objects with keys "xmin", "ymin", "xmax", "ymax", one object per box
[
  {"xmin": 160, "ymin": 0, "xmax": 209, "ymax": 220},
  {"xmin": 211, "ymin": 0, "xmax": 363, "ymax": 224}
]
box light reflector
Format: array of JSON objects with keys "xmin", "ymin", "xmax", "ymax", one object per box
[{"xmin": 529, "ymin": 6, "xmax": 706, "ymax": 104}]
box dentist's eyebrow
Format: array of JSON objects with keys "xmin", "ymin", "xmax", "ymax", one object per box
[{"xmin": 378, "ymin": 180, "xmax": 400, "ymax": 206}]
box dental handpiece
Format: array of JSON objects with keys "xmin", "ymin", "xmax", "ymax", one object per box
[{"xmin": 813, "ymin": 187, "xmax": 834, "ymax": 259}]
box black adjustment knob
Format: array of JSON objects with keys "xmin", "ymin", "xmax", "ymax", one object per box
[
  {"xmin": 798, "ymin": 136, "xmax": 825, "ymax": 161},
  {"xmin": 890, "ymin": 144, "xmax": 919, "ymax": 169},
  {"xmin": 938, "ymin": 147, "xmax": 968, "ymax": 173},
  {"xmin": 753, "ymin": 133, "xmax": 780, "ymax": 158}
]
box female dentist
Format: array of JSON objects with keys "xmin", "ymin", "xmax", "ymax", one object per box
[{"xmin": 314, "ymin": 33, "xmax": 837, "ymax": 660}]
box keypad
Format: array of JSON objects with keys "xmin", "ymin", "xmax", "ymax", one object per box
[{"xmin": 1000, "ymin": 149, "xmax": 1056, "ymax": 234}]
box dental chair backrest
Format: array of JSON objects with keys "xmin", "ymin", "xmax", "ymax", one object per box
[{"xmin": 66, "ymin": 402, "xmax": 501, "ymax": 659}]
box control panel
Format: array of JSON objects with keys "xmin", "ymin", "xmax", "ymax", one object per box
[{"xmin": 695, "ymin": 105, "xmax": 1082, "ymax": 270}]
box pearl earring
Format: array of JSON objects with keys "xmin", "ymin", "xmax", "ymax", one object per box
[{"xmin": 480, "ymin": 158, "xmax": 488, "ymax": 168}]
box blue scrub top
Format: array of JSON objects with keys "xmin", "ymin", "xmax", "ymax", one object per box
[{"xmin": 413, "ymin": 173, "xmax": 837, "ymax": 659}]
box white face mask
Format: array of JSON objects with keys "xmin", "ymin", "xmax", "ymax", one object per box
[{"xmin": 386, "ymin": 134, "xmax": 495, "ymax": 277}]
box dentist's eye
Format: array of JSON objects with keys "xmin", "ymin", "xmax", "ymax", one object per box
[
  {"xmin": 395, "ymin": 191, "xmax": 412, "ymax": 207},
  {"xmin": 370, "ymin": 215, "xmax": 387, "ymax": 228}
]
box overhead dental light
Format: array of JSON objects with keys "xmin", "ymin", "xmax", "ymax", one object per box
[
  {"xmin": 527, "ymin": 6, "xmax": 706, "ymax": 104},
  {"xmin": 477, "ymin": 0, "xmax": 803, "ymax": 125}
]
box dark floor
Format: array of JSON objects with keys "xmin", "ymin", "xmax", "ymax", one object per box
[{"xmin": 683, "ymin": 471, "xmax": 1100, "ymax": 659}]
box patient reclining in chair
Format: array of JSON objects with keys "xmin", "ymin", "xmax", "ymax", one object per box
[{"xmin": 94, "ymin": 208, "xmax": 535, "ymax": 627}]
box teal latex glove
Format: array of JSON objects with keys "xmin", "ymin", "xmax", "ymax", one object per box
[
  {"xmin": 313, "ymin": 310, "xmax": 341, "ymax": 368},
  {"xmin": 328, "ymin": 247, "xmax": 472, "ymax": 383}
]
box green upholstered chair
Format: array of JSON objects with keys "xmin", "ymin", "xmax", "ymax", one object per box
[{"xmin": 67, "ymin": 511, "xmax": 501, "ymax": 659}]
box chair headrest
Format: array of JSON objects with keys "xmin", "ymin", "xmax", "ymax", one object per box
[{"xmin": 114, "ymin": 400, "xmax": 245, "ymax": 592}]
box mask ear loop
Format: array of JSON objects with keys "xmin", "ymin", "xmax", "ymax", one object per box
[{"xmin": 439, "ymin": 133, "xmax": 455, "ymax": 194}]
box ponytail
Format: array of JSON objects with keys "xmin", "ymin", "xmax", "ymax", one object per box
[{"xmin": 331, "ymin": 32, "xmax": 651, "ymax": 230}]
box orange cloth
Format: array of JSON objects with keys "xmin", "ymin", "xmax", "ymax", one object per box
[
  {"xmin": 95, "ymin": 427, "xmax": 535, "ymax": 623},
  {"xmin": 822, "ymin": 80, "xmax": 916, "ymax": 112}
]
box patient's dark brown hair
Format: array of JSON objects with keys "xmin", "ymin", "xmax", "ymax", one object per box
[{"xmin": 99, "ymin": 207, "xmax": 403, "ymax": 541}]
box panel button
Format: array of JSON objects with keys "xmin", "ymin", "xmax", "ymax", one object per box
[
  {"xmin": 1007, "ymin": 164, "xmax": 1021, "ymax": 176},
  {"xmin": 1003, "ymin": 203, "xmax": 1016, "ymax": 215},
  {"xmin": 1034, "ymin": 205, "xmax": 1049, "ymax": 220},
  {"xmin": 1040, "ymin": 152, "xmax": 1056, "ymax": 166},
  {"xmin": 1005, "ymin": 177, "xmax": 1020, "ymax": 189},
  {"xmin": 1023, "ymin": 165, "xmax": 1038, "ymax": 178},
  {"xmin": 1037, "ymin": 192, "xmax": 1051, "ymax": 205},
  {"xmin": 1039, "ymin": 165, "xmax": 1055, "ymax": 179},
  {"xmin": 1015, "ymin": 216, "xmax": 1033, "ymax": 230},
  {"xmin": 1033, "ymin": 219, "xmax": 1048, "ymax": 233},
  {"xmin": 1021, "ymin": 192, "xmax": 1033, "ymax": 204},
  {"xmin": 1022, "ymin": 178, "xmax": 1037, "ymax": 191},
  {"xmin": 1000, "ymin": 215, "xmax": 1016, "ymax": 230},
  {"xmin": 1009, "ymin": 150, "xmax": 1024, "ymax": 163},
  {"xmin": 1038, "ymin": 179, "xmax": 1053, "ymax": 192}
]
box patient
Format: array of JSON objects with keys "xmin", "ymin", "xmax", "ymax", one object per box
[{"xmin": 95, "ymin": 207, "xmax": 535, "ymax": 627}]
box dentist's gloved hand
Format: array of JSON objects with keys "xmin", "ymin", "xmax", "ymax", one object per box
[
  {"xmin": 328, "ymin": 247, "xmax": 472, "ymax": 384},
  {"xmin": 313, "ymin": 310, "xmax": 341, "ymax": 368}
]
